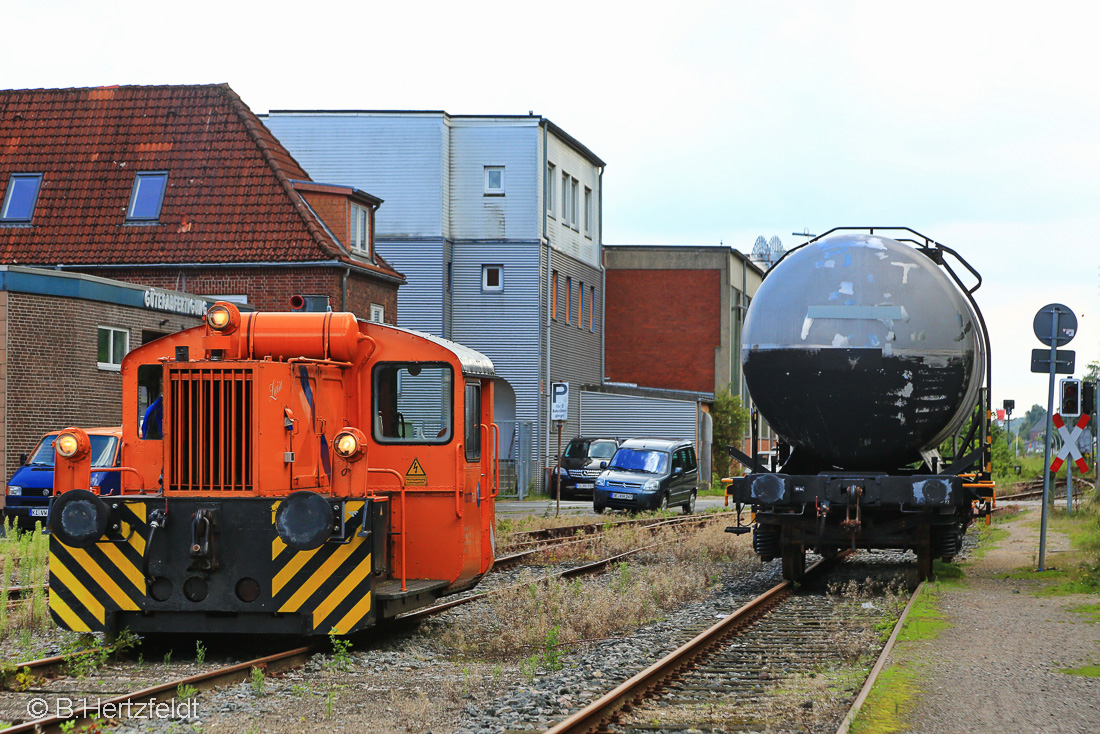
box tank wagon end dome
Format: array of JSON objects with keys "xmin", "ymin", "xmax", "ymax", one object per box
[{"xmin": 741, "ymin": 232, "xmax": 985, "ymax": 470}]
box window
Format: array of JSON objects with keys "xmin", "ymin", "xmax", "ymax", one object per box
[
  {"xmin": 566, "ymin": 276, "xmax": 572, "ymax": 324},
  {"xmin": 465, "ymin": 382, "xmax": 481, "ymax": 461},
  {"xmin": 1, "ymin": 173, "xmax": 43, "ymax": 223},
  {"xmin": 562, "ymin": 171, "xmax": 570, "ymax": 222},
  {"xmin": 370, "ymin": 304, "xmax": 385, "ymax": 322},
  {"xmin": 578, "ymin": 281, "xmax": 585, "ymax": 328},
  {"xmin": 546, "ymin": 163, "xmax": 555, "ymax": 217},
  {"xmin": 482, "ymin": 265, "xmax": 504, "ymax": 292},
  {"xmin": 589, "ymin": 285, "xmax": 596, "ymax": 331},
  {"xmin": 551, "ymin": 270, "xmax": 559, "ymax": 320},
  {"xmin": 484, "ymin": 166, "xmax": 505, "ymax": 195},
  {"xmin": 126, "ymin": 172, "xmax": 168, "ymax": 221},
  {"xmin": 570, "ymin": 178, "xmax": 579, "ymax": 228},
  {"xmin": 97, "ymin": 327, "xmax": 129, "ymax": 371},
  {"xmin": 372, "ymin": 362, "xmax": 453, "ymax": 443},
  {"xmin": 446, "ymin": 262, "xmax": 453, "ymax": 293},
  {"xmin": 349, "ymin": 203, "xmax": 371, "ymax": 254},
  {"xmin": 584, "ymin": 186, "xmax": 592, "ymax": 236}
]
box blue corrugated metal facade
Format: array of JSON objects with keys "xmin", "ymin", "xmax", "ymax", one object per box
[{"xmin": 263, "ymin": 111, "xmax": 607, "ymax": 477}]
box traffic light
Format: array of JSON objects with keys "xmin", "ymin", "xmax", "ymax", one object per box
[
  {"xmin": 1060, "ymin": 378, "xmax": 1081, "ymax": 417},
  {"xmin": 1083, "ymin": 381, "xmax": 1096, "ymax": 417}
]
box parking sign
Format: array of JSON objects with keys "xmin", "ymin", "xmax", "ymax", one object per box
[{"xmin": 551, "ymin": 382, "xmax": 569, "ymax": 421}]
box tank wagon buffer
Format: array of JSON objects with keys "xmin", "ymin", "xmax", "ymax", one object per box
[
  {"xmin": 47, "ymin": 301, "xmax": 500, "ymax": 636},
  {"xmin": 726, "ymin": 228, "xmax": 995, "ymax": 580}
]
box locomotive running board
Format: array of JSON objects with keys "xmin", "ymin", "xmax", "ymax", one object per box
[{"xmin": 374, "ymin": 579, "xmax": 449, "ymax": 617}]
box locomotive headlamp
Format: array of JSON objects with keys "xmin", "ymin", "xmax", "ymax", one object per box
[
  {"xmin": 55, "ymin": 429, "xmax": 90, "ymax": 461},
  {"xmin": 205, "ymin": 301, "xmax": 241, "ymax": 334},
  {"xmin": 333, "ymin": 428, "xmax": 366, "ymax": 461}
]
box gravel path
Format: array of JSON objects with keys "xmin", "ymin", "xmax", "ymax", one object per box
[{"xmin": 898, "ymin": 504, "xmax": 1100, "ymax": 734}]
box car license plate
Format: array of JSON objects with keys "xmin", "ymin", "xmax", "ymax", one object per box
[
  {"xmin": 30, "ymin": 508, "xmax": 49, "ymax": 517},
  {"xmin": 611, "ymin": 492, "xmax": 632, "ymax": 500},
  {"xmin": 576, "ymin": 482, "xmax": 594, "ymax": 489}
]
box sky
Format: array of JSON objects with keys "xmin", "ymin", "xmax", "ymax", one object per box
[{"xmin": 6, "ymin": 0, "xmax": 1098, "ymax": 414}]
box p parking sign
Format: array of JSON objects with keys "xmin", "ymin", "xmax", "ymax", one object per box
[{"xmin": 551, "ymin": 382, "xmax": 569, "ymax": 421}]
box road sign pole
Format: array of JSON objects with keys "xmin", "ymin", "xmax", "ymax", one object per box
[
  {"xmin": 555, "ymin": 420, "xmax": 563, "ymax": 518},
  {"xmin": 1038, "ymin": 307, "xmax": 1061, "ymax": 571},
  {"xmin": 1067, "ymin": 460, "xmax": 1074, "ymax": 513}
]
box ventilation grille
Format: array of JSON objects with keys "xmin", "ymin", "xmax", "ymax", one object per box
[{"xmin": 168, "ymin": 368, "xmax": 254, "ymax": 492}]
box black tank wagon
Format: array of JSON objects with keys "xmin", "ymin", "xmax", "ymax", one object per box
[{"xmin": 726, "ymin": 228, "xmax": 995, "ymax": 579}]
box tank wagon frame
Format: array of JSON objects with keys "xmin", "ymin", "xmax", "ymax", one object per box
[{"xmin": 726, "ymin": 227, "xmax": 995, "ymax": 580}]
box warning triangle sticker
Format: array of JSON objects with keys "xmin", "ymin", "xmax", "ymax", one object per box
[{"xmin": 405, "ymin": 458, "xmax": 428, "ymax": 486}]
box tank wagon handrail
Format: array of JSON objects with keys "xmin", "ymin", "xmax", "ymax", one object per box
[{"xmin": 366, "ymin": 467, "xmax": 407, "ymax": 592}]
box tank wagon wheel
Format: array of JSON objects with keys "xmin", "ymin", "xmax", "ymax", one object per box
[
  {"xmin": 916, "ymin": 546, "xmax": 934, "ymax": 581},
  {"xmin": 780, "ymin": 542, "xmax": 806, "ymax": 581}
]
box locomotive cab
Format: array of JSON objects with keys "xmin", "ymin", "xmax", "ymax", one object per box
[{"xmin": 47, "ymin": 302, "xmax": 499, "ymax": 635}]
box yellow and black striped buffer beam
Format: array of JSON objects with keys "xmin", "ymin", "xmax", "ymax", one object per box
[
  {"xmin": 270, "ymin": 500, "xmax": 375, "ymax": 634},
  {"xmin": 49, "ymin": 502, "xmax": 148, "ymax": 633}
]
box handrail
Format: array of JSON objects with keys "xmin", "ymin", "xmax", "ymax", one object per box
[
  {"xmin": 94, "ymin": 466, "xmax": 146, "ymax": 493},
  {"xmin": 366, "ymin": 467, "xmax": 407, "ymax": 592},
  {"xmin": 455, "ymin": 442, "xmax": 464, "ymax": 519},
  {"xmin": 490, "ymin": 423, "xmax": 500, "ymax": 498},
  {"xmin": 480, "ymin": 424, "xmax": 490, "ymax": 503}
]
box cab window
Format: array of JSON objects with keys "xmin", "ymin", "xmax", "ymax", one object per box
[
  {"xmin": 372, "ymin": 362, "xmax": 453, "ymax": 443},
  {"xmin": 465, "ymin": 382, "xmax": 481, "ymax": 461},
  {"xmin": 138, "ymin": 364, "xmax": 163, "ymax": 439}
]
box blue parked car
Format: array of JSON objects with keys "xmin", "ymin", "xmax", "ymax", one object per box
[
  {"xmin": 592, "ymin": 438, "xmax": 700, "ymax": 515},
  {"xmin": 3, "ymin": 427, "xmax": 122, "ymax": 530}
]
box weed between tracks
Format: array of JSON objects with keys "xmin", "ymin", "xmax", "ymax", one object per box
[
  {"xmin": 0, "ymin": 520, "xmax": 50, "ymax": 638},
  {"xmin": 443, "ymin": 523, "xmax": 752, "ymax": 666}
]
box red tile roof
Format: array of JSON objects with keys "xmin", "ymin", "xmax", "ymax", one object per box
[{"xmin": 0, "ymin": 84, "xmax": 402, "ymax": 281}]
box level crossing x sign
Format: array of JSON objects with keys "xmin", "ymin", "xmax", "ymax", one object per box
[{"xmin": 1050, "ymin": 412, "xmax": 1091, "ymax": 474}]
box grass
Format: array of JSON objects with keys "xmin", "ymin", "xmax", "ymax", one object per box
[
  {"xmin": 442, "ymin": 522, "xmax": 752, "ymax": 666},
  {"xmin": 1062, "ymin": 664, "xmax": 1100, "ymax": 677},
  {"xmin": 850, "ymin": 582, "xmax": 950, "ymax": 733},
  {"xmin": 0, "ymin": 519, "xmax": 50, "ymax": 639}
]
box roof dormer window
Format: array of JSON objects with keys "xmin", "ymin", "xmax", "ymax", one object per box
[
  {"xmin": 349, "ymin": 202, "xmax": 371, "ymax": 256},
  {"xmin": 126, "ymin": 171, "xmax": 168, "ymax": 222},
  {"xmin": 1, "ymin": 173, "xmax": 43, "ymax": 224}
]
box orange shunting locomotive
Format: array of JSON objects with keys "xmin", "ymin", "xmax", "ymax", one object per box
[{"xmin": 48, "ymin": 301, "xmax": 498, "ymax": 635}]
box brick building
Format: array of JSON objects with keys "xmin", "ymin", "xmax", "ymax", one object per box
[
  {"xmin": 603, "ymin": 245, "xmax": 764, "ymax": 402},
  {"xmin": 0, "ymin": 84, "xmax": 404, "ymax": 319},
  {"xmin": 0, "ymin": 267, "xmax": 230, "ymax": 480}
]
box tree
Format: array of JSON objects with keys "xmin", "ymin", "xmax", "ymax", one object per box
[
  {"xmin": 1085, "ymin": 360, "xmax": 1100, "ymax": 383},
  {"xmin": 1020, "ymin": 403, "xmax": 1046, "ymax": 439},
  {"xmin": 711, "ymin": 388, "xmax": 749, "ymax": 476}
]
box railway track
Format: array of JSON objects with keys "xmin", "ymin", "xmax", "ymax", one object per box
[
  {"xmin": 542, "ymin": 554, "xmax": 920, "ymax": 734},
  {"xmin": 495, "ymin": 511, "xmax": 738, "ymax": 569},
  {"xmin": 998, "ymin": 476, "xmax": 1092, "ymax": 502},
  {"xmin": 1, "ymin": 512, "xmax": 734, "ymax": 732}
]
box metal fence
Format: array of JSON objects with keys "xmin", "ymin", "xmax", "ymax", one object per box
[{"xmin": 496, "ymin": 420, "xmax": 534, "ymax": 499}]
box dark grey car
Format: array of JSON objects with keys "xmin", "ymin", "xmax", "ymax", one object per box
[
  {"xmin": 552, "ymin": 436, "xmax": 620, "ymax": 499},
  {"xmin": 592, "ymin": 438, "xmax": 699, "ymax": 514}
]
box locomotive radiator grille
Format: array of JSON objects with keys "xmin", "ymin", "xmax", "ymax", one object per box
[{"xmin": 168, "ymin": 367, "xmax": 254, "ymax": 492}]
